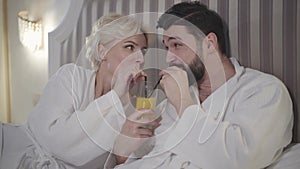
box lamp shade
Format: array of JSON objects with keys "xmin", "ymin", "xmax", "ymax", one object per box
[{"xmin": 18, "ymin": 11, "xmax": 42, "ymax": 50}]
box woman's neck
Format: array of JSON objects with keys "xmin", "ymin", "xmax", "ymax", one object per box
[{"xmin": 94, "ymin": 67, "xmax": 111, "ymax": 99}]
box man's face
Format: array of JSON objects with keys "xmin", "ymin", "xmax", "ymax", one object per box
[{"xmin": 163, "ymin": 25, "xmax": 205, "ymax": 82}]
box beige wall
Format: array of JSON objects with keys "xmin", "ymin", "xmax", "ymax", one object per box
[
  {"xmin": 0, "ymin": 0, "xmax": 10, "ymax": 122},
  {"xmin": 6, "ymin": 0, "xmax": 70, "ymax": 124}
]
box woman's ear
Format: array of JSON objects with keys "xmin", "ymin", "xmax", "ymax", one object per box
[{"xmin": 98, "ymin": 44, "xmax": 107, "ymax": 61}]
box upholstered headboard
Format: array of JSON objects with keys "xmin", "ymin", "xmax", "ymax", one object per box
[{"xmin": 48, "ymin": 0, "xmax": 300, "ymax": 142}]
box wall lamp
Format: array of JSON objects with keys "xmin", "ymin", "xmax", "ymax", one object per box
[{"xmin": 18, "ymin": 11, "xmax": 43, "ymax": 51}]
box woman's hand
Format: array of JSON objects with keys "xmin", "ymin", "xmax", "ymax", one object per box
[
  {"xmin": 113, "ymin": 109, "xmax": 161, "ymax": 164},
  {"xmin": 159, "ymin": 66, "xmax": 195, "ymax": 116},
  {"xmin": 112, "ymin": 61, "xmax": 146, "ymax": 104},
  {"xmin": 115, "ymin": 71, "xmax": 146, "ymax": 106}
]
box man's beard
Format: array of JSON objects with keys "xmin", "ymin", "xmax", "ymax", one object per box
[
  {"xmin": 189, "ymin": 55, "xmax": 205, "ymax": 82},
  {"xmin": 169, "ymin": 55, "xmax": 205, "ymax": 85}
]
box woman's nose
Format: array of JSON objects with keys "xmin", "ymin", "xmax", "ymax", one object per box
[
  {"xmin": 166, "ymin": 50, "xmax": 176, "ymax": 63},
  {"xmin": 136, "ymin": 50, "xmax": 145, "ymax": 64}
]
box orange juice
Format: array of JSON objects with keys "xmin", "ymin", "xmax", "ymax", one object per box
[{"xmin": 135, "ymin": 97, "xmax": 156, "ymax": 110}]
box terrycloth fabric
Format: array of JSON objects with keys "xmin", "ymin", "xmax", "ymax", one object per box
[
  {"xmin": 0, "ymin": 64, "xmax": 126, "ymax": 169},
  {"xmin": 105, "ymin": 57, "xmax": 294, "ymax": 169}
]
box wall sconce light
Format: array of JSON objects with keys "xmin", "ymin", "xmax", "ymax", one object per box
[{"xmin": 18, "ymin": 11, "xmax": 43, "ymax": 51}]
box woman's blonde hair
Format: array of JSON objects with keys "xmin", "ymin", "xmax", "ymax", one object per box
[{"xmin": 85, "ymin": 14, "xmax": 146, "ymax": 70}]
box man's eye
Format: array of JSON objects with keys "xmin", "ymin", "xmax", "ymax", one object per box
[{"xmin": 125, "ymin": 45, "xmax": 135, "ymax": 51}]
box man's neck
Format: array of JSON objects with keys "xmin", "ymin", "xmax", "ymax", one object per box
[{"xmin": 197, "ymin": 56, "xmax": 236, "ymax": 102}]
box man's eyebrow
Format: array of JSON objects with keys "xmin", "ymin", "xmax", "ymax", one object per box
[
  {"xmin": 163, "ymin": 36, "xmax": 182, "ymax": 43},
  {"xmin": 124, "ymin": 40, "xmax": 138, "ymax": 46},
  {"xmin": 162, "ymin": 36, "xmax": 182, "ymax": 44}
]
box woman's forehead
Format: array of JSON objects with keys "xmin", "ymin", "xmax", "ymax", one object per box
[{"xmin": 121, "ymin": 34, "xmax": 147, "ymax": 45}]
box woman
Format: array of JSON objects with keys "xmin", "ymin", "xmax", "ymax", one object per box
[{"xmin": 0, "ymin": 14, "xmax": 160, "ymax": 169}]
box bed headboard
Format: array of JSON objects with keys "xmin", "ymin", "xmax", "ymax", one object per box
[{"xmin": 48, "ymin": 0, "xmax": 300, "ymax": 142}]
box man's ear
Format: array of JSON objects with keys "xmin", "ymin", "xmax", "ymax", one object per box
[
  {"xmin": 202, "ymin": 32, "xmax": 219, "ymax": 61},
  {"xmin": 206, "ymin": 32, "xmax": 218, "ymax": 50}
]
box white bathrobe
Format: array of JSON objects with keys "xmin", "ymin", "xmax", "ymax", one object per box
[
  {"xmin": 0, "ymin": 64, "xmax": 129, "ymax": 169},
  {"xmin": 106, "ymin": 58, "xmax": 294, "ymax": 169}
]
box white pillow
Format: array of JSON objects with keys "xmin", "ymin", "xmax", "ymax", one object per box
[{"xmin": 267, "ymin": 143, "xmax": 300, "ymax": 169}]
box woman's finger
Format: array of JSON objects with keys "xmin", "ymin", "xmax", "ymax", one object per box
[
  {"xmin": 128, "ymin": 109, "xmax": 156, "ymax": 122},
  {"xmin": 146, "ymin": 121, "xmax": 161, "ymax": 129},
  {"xmin": 136, "ymin": 127, "xmax": 153, "ymax": 136}
]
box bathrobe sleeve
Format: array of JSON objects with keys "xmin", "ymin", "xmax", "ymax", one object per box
[
  {"xmin": 27, "ymin": 64, "xmax": 125, "ymax": 166},
  {"xmin": 166, "ymin": 77, "xmax": 294, "ymax": 169}
]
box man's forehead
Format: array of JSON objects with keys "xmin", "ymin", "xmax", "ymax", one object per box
[
  {"xmin": 163, "ymin": 25, "xmax": 197, "ymax": 49},
  {"xmin": 163, "ymin": 25, "xmax": 189, "ymax": 37}
]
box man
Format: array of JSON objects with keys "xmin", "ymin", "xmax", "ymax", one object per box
[{"xmin": 106, "ymin": 2, "xmax": 293, "ymax": 169}]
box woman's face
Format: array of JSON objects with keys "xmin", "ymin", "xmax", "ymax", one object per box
[{"xmin": 100, "ymin": 34, "xmax": 147, "ymax": 81}]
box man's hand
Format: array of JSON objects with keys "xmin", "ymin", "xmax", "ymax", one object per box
[{"xmin": 159, "ymin": 66, "xmax": 195, "ymax": 116}]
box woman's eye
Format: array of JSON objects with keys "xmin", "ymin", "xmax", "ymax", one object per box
[
  {"xmin": 125, "ymin": 45, "xmax": 135, "ymax": 51},
  {"xmin": 174, "ymin": 43, "xmax": 182, "ymax": 48},
  {"xmin": 141, "ymin": 48, "xmax": 147, "ymax": 55}
]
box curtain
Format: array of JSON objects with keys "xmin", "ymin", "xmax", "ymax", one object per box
[{"xmin": 0, "ymin": 0, "xmax": 11, "ymax": 123}]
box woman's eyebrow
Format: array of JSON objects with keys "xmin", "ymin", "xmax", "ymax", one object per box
[
  {"xmin": 168, "ymin": 36, "xmax": 182, "ymax": 41},
  {"xmin": 124, "ymin": 40, "xmax": 138, "ymax": 46}
]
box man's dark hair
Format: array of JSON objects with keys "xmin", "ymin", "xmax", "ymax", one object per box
[{"xmin": 157, "ymin": 1, "xmax": 231, "ymax": 58}]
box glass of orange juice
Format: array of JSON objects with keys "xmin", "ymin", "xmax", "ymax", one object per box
[
  {"xmin": 135, "ymin": 80, "xmax": 157, "ymax": 108},
  {"xmin": 132, "ymin": 79, "xmax": 161, "ymax": 120}
]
